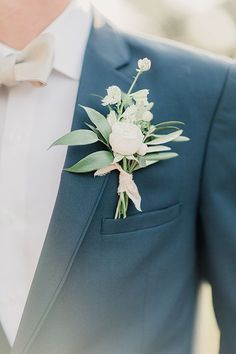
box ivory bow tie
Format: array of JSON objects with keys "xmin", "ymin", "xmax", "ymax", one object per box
[{"xmin": 0, "ymin": 33, "xmax": 55, "ymax": 87}]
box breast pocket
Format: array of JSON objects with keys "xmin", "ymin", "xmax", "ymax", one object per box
[{"xmin": 100, "ymin": 202, "xmax": 182, "ymax": 236}]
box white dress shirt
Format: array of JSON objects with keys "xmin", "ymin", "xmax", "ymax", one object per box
[{"xmin": 0, "ymin": 0, "xmax": 92, "ymax": 346}]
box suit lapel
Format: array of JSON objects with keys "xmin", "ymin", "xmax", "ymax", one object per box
[{"xmin": 12, "ymin": 17, "xmax": 132, "ymax": 354}]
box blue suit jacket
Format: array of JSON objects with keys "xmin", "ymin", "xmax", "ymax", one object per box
[{"xmin": 3, "ymin": 13, "xmax": 236, "ymax": 354}]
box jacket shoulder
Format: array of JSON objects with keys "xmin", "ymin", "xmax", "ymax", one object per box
[
  {"xmin": 123, "ymin": 30, "xmax": 232, "ymax": 71},
  {"xmin": 116, "ymin": 30, "xmax": 236, "ymax": 125},
  {"xmin": 120, "ymin": 30, "xmax": 233, "ymax": 90}
]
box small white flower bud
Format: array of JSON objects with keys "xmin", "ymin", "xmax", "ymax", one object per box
[{"xmin": 137, "ymin": 58, "xmax": 151, "ymax": 72}]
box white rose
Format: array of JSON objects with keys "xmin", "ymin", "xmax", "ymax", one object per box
[
  {"xmin": 138, "ymin": 58, "xmax": 151, "ymax": 72},
  {"xmin": 102, "ymin": 85, "xmax": 122, "ymax": 106},
  {"xmin": 109, "ymin": 122, "xmax": 144, "ymax": 156}
]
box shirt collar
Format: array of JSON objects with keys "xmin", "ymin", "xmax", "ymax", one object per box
[{"xmin": 0, "ymin": 0, "xmax": 92, "ymax": 81}]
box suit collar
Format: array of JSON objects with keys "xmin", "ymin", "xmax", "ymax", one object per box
[
  {"xmin": 11, "ymin": 15, "xmax": 132, "ymax": 354},
  {"xmin": 90, "ymin": 8, "xmax": 130, "ymax": 70}
]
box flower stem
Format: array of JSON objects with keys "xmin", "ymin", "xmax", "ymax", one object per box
[
  {"xmin": 114, "ymin": 157, "xmax": 139, "ymax": 218},
  {"xmin": 127, "ymin": 70, "xmax": 142, "ymax": 95},
  {"xmin": 124, "ymin": 192, "xmax": 129, "ymax": 212},
  {"xmin": 123, "ymin": 157, "xmax": 127, "ymax": 170},
  {"xmin": 114, "ymin": 192, "xmax": 123, "ymax": 219},
  {"xmin": 114, "ymin": 191, "xmax": 129, "ymax": 219},
  {"xmin": 118, "ymin": 70, "xmax": 143, "ymax": 117}
]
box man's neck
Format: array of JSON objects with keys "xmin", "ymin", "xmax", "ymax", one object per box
[{"xmin": 0, "ymin": 0, "xmax": 71, "ymax": 49}]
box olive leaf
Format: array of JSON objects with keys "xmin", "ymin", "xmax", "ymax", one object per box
[
  {"xmin": 85, "ymin": 123, "xmax": 108, "ymax": 145},
  {"xmin": 147, "ymin": 130, "xmax": 183, "ymax": 145},
  {"xmin": 155, "ymin": 121, "xmax": 185, "ymax": 127},
  {"xmin": 145, "ymin": 152, "xmax": 178, "ymax": 160},
  {"xmin": 80, "ymin": 105, "xmax": 112, "ymax": 143},
  {"xmin": 154, "ymin": 125, "xmax": 182, "ymax": 131},
  {"xmin": 65, "ymin": 150, "xmax": 114, "ymax": 173},
  {"xmin": 146, "ymin": 145, "xmax": 171, "ymax": 153},
  {"xmin": 173, "ymin": 136, "xmax": 190, "ymax": 142},
  {"xmin": 50, "ymin": 129, "xmax": 98, "ymax": 148},
  {"xmin": 135, "ymin": 152, "xmax": 178, "ymax": 171}
]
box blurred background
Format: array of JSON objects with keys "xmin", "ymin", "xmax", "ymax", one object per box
[
  {"xmin": 91, "ymin": 0, "xmax": 236, "ymax": 57},
  {"xmin": 90, "ymin": 0, "xmax": 233, "ymax": 353}
]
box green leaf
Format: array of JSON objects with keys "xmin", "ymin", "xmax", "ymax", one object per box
[
  {"xmin": 134, "ymin": 159, "xmax": 160, "ymax": 171},
  {"xmin": 145, "ymin": 152, "xmax": 178, "ymax": 160},
  {"xmin": 148, "ymin": 125, "xmax": 156, "ymax": 134},
  {"xmin": 146, "ymin": 160, "xmax": 160, "ymax": 167},
  {"xmin": 146, "ymin": 145, "xmax": 171, "ymax": 153},
  {"xmin": 137, "ymin": 156, "xmax": 147, "ymax": 168},
  {"xmin": 113, "ymin": 153, "xmax": 123, "ymax": 163},
  {"xmin": 81, "ymin": 106, "xmax": 112, "ymax": 142},
  {"xmin": 135, "ymin": 152, "xmax": 178, "ymax": 171},
  {"xmin": 85, "ymin": 123, "xmax": 108, "ymax": 145},
  {"xmin": 50, "ymin": 129, "xmax": 98, "ymax": 148},
  {"xmin": 147, "ymin": 130, "xmax": 183, "ymax": 145},
  {"xmin": 85, "ymin": 122, "xmax": 96, "ymax": 132},
  {"xmin": 155, "ymin": 121, "xmax": 185, "ymax": 127},
  {"xmin": 173, "ymin": 135, "xmax": 190, "ymax": 142},
  {"xmin": 65, "ymin": 150, "xmax": 114, "ymax": 173},
  {"xmin": 154, "ymin": 125, "xmax": 181, "ymax": 131}
]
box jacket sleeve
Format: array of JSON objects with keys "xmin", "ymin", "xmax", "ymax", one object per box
[{"xmin": 199, "ymin": 62, "xmax": 236, "ymax": 353}]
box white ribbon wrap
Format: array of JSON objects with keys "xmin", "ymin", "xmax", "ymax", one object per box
[{"xmin": 94, "ymin": 163, "xmax": 142, "ymax": 211}]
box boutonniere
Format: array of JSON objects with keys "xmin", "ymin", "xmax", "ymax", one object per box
[{"xmin": 51, "ymin": 58, "xmax": 190, "ymax": 219}]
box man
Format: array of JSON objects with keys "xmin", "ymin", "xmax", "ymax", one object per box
[{"xmin": 0, "ymin": 0, "xmax": 235, "ymax": 353}]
